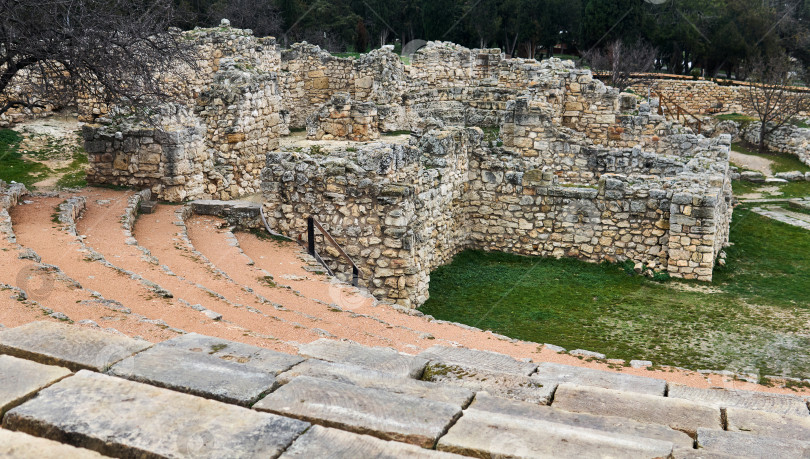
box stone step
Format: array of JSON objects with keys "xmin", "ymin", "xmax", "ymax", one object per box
[
  {"xmin": 276, "ymin": 359, "xmax": 474, "ymax": 407},
  {"xmin": 725, "ymin": 406, "xmax": 810, "ymax": 441},
  {"xmin": 0, "ymin": 355, "xmax": 71, "ymax": 417},
  {"xmin": 696, "ymin": 428, "xmax": 810, "ymax": 459},
  {"xmin": 533, "ymin": 362, "xmax": 667, "ymax": 396},
  {"xmin": 3, "ymin": 370, "xmax": 309, "ymax": 458},
  {"xmin": 437, "ymin": 408, "xmax": 675, "ymax": 458},
  {"xmin": 0, "ymin": 429, "xmax": 106, "ymax": 459},
  {"xmin": 418, "ymin": 345, "xmax": 538, "ymax": 376},
  {"xmin": 668, "ymin": 383, "xmax": 810, "ymax": 417},
  {"xmin": 470, "ymin": 392, "xmax": 694, "ymax": 448},
  {"xmin": 153, "ymin": 333, "xmax": 304, "ymax": 375},
  {"xmin": 253, "ymin": 375, "xmax": 461, "ymax": 448},
  {"xmin": 108, "ymin": 345, "xmax": 279, "ymax": 406},
  {"xmin": 552, "ymin": 383, "xmax": 722, "ymax": 436},
  {"xmin": 0, "ymin": 321, "xmax": 151, "ymax": 372},
  {"xmin": 279, "ymin": 425, "xmax": 463, "ymax": 458},
  {"xmin": 421, "ymin": 361, "xmax": 556, "ymax": 405},
  {"xmin": 297, "ymin": 338, "xmax": 427, "ymax": 379}
]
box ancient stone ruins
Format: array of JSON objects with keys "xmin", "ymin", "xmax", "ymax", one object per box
[{"xmin": 80, "ymin": 22, "xmax": 734, "ymax": 307}]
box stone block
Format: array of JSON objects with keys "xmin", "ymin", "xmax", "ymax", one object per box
[
  {"xmin": 297, "ymin": 339, "xmax": 426, "ymax": 379},
  {"xmin": 696, "ymin": 428, "xmax": 810, "ymax": 458},
  {"xmin": 279, "ymin": 425, "xmax": 461, "ymax": 458},
  {"xmin": 421, "ymin": 361, "xmax": 555, "ymax": 405},
  {"xmin": 437, "ymin": 409, "xmax": 674, "ymax": 458},
  {"xmin": 276, "ymin": 359, "xmax": 473, "ymax": 407},
  {"xmin": 108, "ymin": 345, "xmax": 279, "ymax": 406},
  {"xmin": 668, "ymin": 384, "xmax": 809, "ymax": 416},
  {"xmin": 0, "ymin": 355, "xmax": 71, "ymax": 417},
  {"xmin": 725, "ymin": 407, "xmax": 810, "ymax": 440},
  {"xmin": 0, "ymin": 321, "xmax": 151, "ymax": 372},
  {"xmin": 418, "ymin": 345, "xmax": 537, "ymax": 376},
  {"xmin": 0, "ymin": 429, "xmax": 106, "ymax": 459},
  {"xmin": 253, "ymin": 376, "xmax": 461, "ymax": 448},
  {"xmin": 3, "ymin": 370, "xmax": 309, "ymax": 458},
  {"xmin": 552, "ymin": 384, "xmax": 722, "ymax": 435},
  {"xmin": 470, "ymin": 392, "xmax": 694, "ymax": 448},
  {"xmin": 533, "ymin": 362, "xmax": 666, "ymax": 396},
  {"xmin": 138, "ymin": 200, "xmax": 157, "ymax": 214}
]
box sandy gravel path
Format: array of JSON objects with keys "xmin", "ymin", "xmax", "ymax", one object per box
[{"xmin": 730, "ymin": 150, "xmax": 774, "ymax": 175}]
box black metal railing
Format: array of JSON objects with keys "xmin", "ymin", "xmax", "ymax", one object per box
[{"xmin": 297, "ymin": 216, "xmax": 359, "ymax": 286}]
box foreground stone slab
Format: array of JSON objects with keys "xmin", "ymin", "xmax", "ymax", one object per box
[
  {"xmin": 279, "ymin": 425, "xmax": 462, "ymax": 458},
  {"xmin": 552, "ymin": 384, "xmax": 722, "ymax": 435},
  {"xmin": 0, "ymin": 355, "xmax": 71, "ymax": 417},
  {"xmin": 418, "ymin": 345, "xmax": 537, "ymax": 376},
  {"xmin": 725, "ymin": 407, "xmax": 810, "ymax": 441},
  {"xmin": 470, "ymin": 392, "xmax": 693, "ymax": 448},
  {"xmin": 421, "ymin": 361, "xmax": 555, "ymax": 405},
  {"xmin": 297, "ymin": 339, "xmax": 427, "ymax": 378},
  {"xmin": 3, "ymin": 371, "xmax": 309, "ymax": 458},
  {"xmin": 696, "ymin": 428, "xmax": 810, "ymax": 458},
  {"xmin": 276, "ymin": 359, "xmax": 473, "ymax": 407},
  {"xmin": 108, "ymin": 345, "xmax": 279, "ymax": 406},
  {"xmin": 533, "ymin": 362, "xmax": 666, "ymax": 396},
  {"xmin": 253, "ymin": 375, "xmax": 461, "ymax": 448},
  {"xmin": 437, "ymin": 409, "xmax": 675, "ymax": 458},
  {"xmin": 668, "ymin": 383, "xmax": 810, "ymax": 416},
  {"xmin": 156, "ymin": 332, "xmax": 304, "ymax": 375},
  {"xmin": 0, "ymin": 321, "xmax": 151, "ymax": 371},
  {"xmin": 0, "ymin": 429, "xmax": 105, "ymax": 459}
]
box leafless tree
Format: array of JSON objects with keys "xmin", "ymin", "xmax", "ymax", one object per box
[
  {"xmin": 583, "ymin": 39, "xmax": 657, "ymax": 92},
  {"xmin": 0, "ymin": 0, "xmax": 193, "ymax": 117},
  {"xmin": 746, "ymin": 55, "xmax": 810, "ymax": 153},
  {"xmin": 209, "ymin": 0, "xmax": 283, "ymax": 38}
]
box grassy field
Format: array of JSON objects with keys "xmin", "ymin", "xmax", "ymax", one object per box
[
  {"xmin": 733, "ymin": 179, "xmax": 810, "ymax": 199},
  {"xmin": 0, "ymin": 128, "xmax": 87, "ymax": 189},
  {"xmin": 731, "ymin": 141, "xmax": 810, "ymax": 174},
  {"xmin": 421, "ymin": 207, "xmax": 810, "ymax": 379},
  {"xmin": 0, "ymin": 129, "xmax": 52, "ymax": 187}
]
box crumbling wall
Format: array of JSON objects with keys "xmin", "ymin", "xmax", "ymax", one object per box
[
  {"xmin": 741, "ymin": 122, "xmax": 810, "ymax": 167},
  {"xmin": 306, "ymin": 93, "xmax": 379, "ymax": 141}
]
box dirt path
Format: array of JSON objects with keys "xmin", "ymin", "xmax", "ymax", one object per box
[{"xmin": 730, "ymin": 150, "xmax": 774, "ymax": 175}]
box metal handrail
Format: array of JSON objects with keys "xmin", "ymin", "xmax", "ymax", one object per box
[
  {"xmin": 297, "ymin": 216, "xmax": 360, "ymax": 286},
  {"xmin": 653, "ymin": 90, "xmax": 702, "ymax": 134}
]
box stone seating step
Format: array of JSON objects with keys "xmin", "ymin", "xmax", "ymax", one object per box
[
  {"xmin": 108, "ymin": 345, "xmax": 279, "ymax": 406},
  {"xmin": 420, "ymin": 361, "xmax": 556, "ymax": 405},
  {"xmin": 418, "ymin": 345, "xmax": 538, "ymax": 376},
  {"xmin": 437, "ymin": 408, "xmax": 675, "ymax": 458},
  {"xmin": 533, "ymin": 362, "xmax": 667, "ymax": 396},
  {"xmin": 0, "ymin": 321, "xmax": 151, "ymax": 372},
  {"xmin": 0, "ymin": 355, "xmax": 71, "ymax": 417},
  {"xmin": 276, "ymin": 358, "xmax": 474, "ymax": 407},
  {"xmin": 552, "ymin": 383, "xmax": 722, "ymax": 436},
  {"xmin": 279, "ymin": 425, "xmax": 463, "ymax": 458},
  {"xmin": 297, "ymin": 338, "xmax": 427, "ymax": 379},
  {"xmin": 156, "ymin": 332, "xmax": 304, "ymax": 375},
  {"xmin": 470, "ymin": 392, "xmax": 694, "ymax": 448},
  {"xmin": 253, "ymin": 375, "xmax": 462, "ymax": 448},
  {"xmin": 668, "ymin": 383, "xmax": 810, "ymax": 417},
  {"xmin": 0, "ymin": 429, "xmax": 106, "ymax": 459},
  {"xmin": 725, "ymin": 406, "xmax": 810, "ymax": 441},
  {"xmin": 695, "ymin": 428, "xmax": 810, "ymax": 458},
  {"xmin": 3, "ymin": 370, "xmax": 309, "ymax": 458}
]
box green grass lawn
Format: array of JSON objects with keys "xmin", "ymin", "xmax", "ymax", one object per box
[
  {"xmin": 733, "ymin": 179, "xmax": 810, "ymax": 199},
  {"xmin": 420, "ymin": 207, "xmax": 810, "ymax": 379},
  {"xmin": 0, "ymin": 129, "xmax": 52, "ymax": 187},
  {"xmin": 0, "ymin": 128, "xmax": 87, "ymax": 189},
  {"xmin": 731, "ymin": 142, "xmax": 810, "ymax": 174},
  {"xmin": 715, "ymin": 113, "xmax": 757, "ymax": 124}
]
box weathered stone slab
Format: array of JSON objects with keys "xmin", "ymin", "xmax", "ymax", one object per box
[
  {"xmin": 418, "ymin": 345, "xmax": 537, "ymax": 376},
  {"xmin": 725, "ymin": 407, "xmax": 810, "ymax": 441},
  {"xmin": 533, "ymin": 362, "xmax": 666, "ymax": 396},
  {"xmin": 0, "ymin": 429, "xmax": 106, "ymax": 458},
  {"xmin": 471, "ymin": 392, "xmax": 694, "ymax": 448},
  {"xmin": 276, "ymin": 359, "xmax": 473, "ymax": 407},
  {"xmin": 552, "ymin": 384, "xmax": 722, "ymax": 436},
  {"xmin": 0, "ymin": 321, "xmax": 151, "ymax": 371},
  {"xmin": 421, "ymin": 361, "xmax": 555, "ymax": 405},
  {"xmin": 297, "ymin": 339, "xmax": 427, "ymax": 379},
  {"xmin": 108, "ymin": 345, "xmax": 279, "ymax": 406},
  {"xmin": 279, "ymin": 425, "xmax": 462, "ymax": 458},
  {"xmin": 671, "ymin": 446, "xmax": 736, "ymax": 458},
  {"xmin": 155, "ymin": 333, "xmax": 304, "ymax": 375},
  {"xmin": 696, "ymin": 428, "xmax": 810, "ymax": 458},
  {"xmin": 253, "ymin": 375, "xmax": 461, "ymax": 448},
  {"xmin": 0, "ymin": 355, "xmax": 71, "ymax": 417},
  {"xmin": 3, "ymin": 370, "xmax": 309, "ymax": 458},
  {"xmin": 437, "ymin": 408, "xmax": 675, "ymax": 458},
  {"xmin": 668, "ymin": 383, "xmax": 810, "ymax": 417}
]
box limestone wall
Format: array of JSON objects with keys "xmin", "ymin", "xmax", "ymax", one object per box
[{"xmin": 741, "ymin": 122, "xmax": 810, "ymax": 167}]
